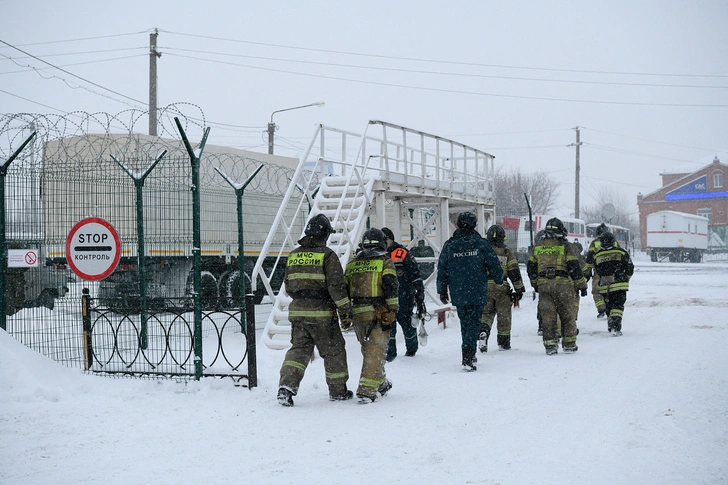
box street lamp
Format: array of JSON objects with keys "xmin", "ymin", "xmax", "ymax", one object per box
[{"xmin": 267, "ymin": 101, "xmax": 325, "ymax": 155}]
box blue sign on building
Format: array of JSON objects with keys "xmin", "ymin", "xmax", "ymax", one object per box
[{"xmin": 666, "ymin": 175, "xmax": 728, "ymax": 201}]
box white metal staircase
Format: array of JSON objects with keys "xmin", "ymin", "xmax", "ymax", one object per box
[{"xmin": 253, "ymin": 120, "xmax": 497, "ymax": 349}]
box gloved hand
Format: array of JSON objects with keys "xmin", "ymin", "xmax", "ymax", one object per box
[
  {"xmin": 416, "ymin": 300, "xmax": 427, "ymax": 319},
  {"xmin": 340, "ymin": 311, "xmax": 353, "ymax": 331},
  {"xmin": 580, "ymin": 288, "xmax": 588, "ymax": 297},
  {"xmin": 510, "ymin": 290, "xmax": 524, "ymax": 302},
  {"xmin": 532, "ymin": 285, "xmax": 538, "ymax": 294},
  {"xmin": 439, "ymin": 293, "xmax": 449, "ymax": 305}
]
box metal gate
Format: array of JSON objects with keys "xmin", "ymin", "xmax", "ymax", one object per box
[{"xmin": 0, "ymin": 107, "xmax": 295, "ymax": 386}]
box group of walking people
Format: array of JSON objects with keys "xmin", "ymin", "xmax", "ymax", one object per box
[{"xmin": 277, "ymin": 212, "xmax": 633, "ymax": 405}]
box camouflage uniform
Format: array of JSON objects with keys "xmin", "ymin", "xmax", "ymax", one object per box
[
  {"xmin": 527, "ymin": 220, "xmax": 588, "ymax": 354},
  {"xmin": 345, "ymin": 231, "xmax": 399, "ymax": 402},
  {"xmin": 278, "ymin": 234, "xmax": 353, "ymax": 401},
  {"xmin": 480, "ymin": 243, "xmax": 525, "ymax": 351}
]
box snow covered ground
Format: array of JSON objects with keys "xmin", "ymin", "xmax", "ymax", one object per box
[{"xmin": 2, "ymin": 254, "xmax": 727, "ymax": 485}]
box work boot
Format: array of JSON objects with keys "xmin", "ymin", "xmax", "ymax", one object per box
[
  {"xmin": 329, "ymin": 390, "xmax": 353, "ymax": 401},
  {"xmin": 378, "ymin": 380, "xmax": 393, "ymax": 396},
  {"xmin": 545, "ymin": 346, "xmax": 558, "ymax": 356},
  {"xmin": 478, "ymin": 325, "xmax": 491, "ymax": 353},
  {"xmin": 405, "ymin": 349, "xmax": 417, "ymax": 357},
  {"xmin": 608, "ymin": 316, "xmax": 623, "ymax": 336},
  {"xmin": 462, "ymin": 350, "xmax": 477, "ymax": 371},
  {"xmin": 356, "ymin": 393, "xmax": 377, "ymax": 404},
  {"xmin": 597, "ymin": 309, "xmax": 606, "ymax": 319},
  {"xmin": 497, "ymin": 335, "xmax": 511, "ymax": 351},
  {"xmin": 563, "ymin": 344, "xmax": 578, "ymax": 353},
  {"xmin": 277, "ymin": 388, "xmax": 294, "ymax": 407}
]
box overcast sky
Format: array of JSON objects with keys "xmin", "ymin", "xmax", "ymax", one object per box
[{"xmin": 2, "ymin": 0, "xmax": 726, "ymax": 219}]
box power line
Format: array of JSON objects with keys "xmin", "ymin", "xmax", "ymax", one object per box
[
  {"xmin": 0, "ymin": 39, "xmax": 146, "ymax": 108},
  {"xmin": 160, "ymin": 29, "xmax": 728, "ymax": 79},
  {"xmin": 0, "ymin": 53, "xmax": 147, "ymax": 76},
  {"xmin": 482, "ymin": 144, "xmax": 567, "ymax": 151},
  {"xmin": 454, "ymin": 129, "xmax": 571, "ymax": 136},
  {"xmin": 1, "ymin": 46, "xmax": 146, "ymax": 61},
  {"xmin": 165, "ymin": 52, "xmax": 728, "ymax": 108},
  {"xmin": 0, "ymin": 88, "xmax": 66, "ymax": 113},
  {"xmin": 0, "ymin": 31, "xmax": 150, "ymax": 48},
  {"xmin": 582, "ymin": 127, "xmax": 725, "ymax": 152},
  {"xmin": 583, "ymin": 143, "xmax": 708, "ymax": 164},
  {"xmin": 160, "ymin": 46, "xmax": 728, "ymax": 90}
]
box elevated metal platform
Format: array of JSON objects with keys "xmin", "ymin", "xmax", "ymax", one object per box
[{"xmin": 252, "ymin": 120, "xmax": 496, "ymax": 349}]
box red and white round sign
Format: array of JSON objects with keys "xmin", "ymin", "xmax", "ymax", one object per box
[{"xmin": 65, "ymin": 217, "xmax": 121, "ymax": 281}]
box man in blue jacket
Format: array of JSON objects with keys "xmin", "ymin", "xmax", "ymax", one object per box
[{"xmin": 437, "ymin": 212, "xmax": 504, "ymax": 371}]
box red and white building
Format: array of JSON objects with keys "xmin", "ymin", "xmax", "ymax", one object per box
[{"xmin": 637, "ymin": 156, "xmax": 727, "ymax": 248}]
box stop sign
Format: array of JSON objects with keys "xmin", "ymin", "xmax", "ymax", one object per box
[{"xmin": 65, "ymin": 217, "xmax": 122, "ymax": 281}]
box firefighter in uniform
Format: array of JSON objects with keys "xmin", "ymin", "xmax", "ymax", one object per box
[
  {"xmin": 479, "ymin": 224, "xmax": 525, "ymax": 352},
  {"xmin": 588, "ymin": 231, "xmax": 634, "ymax": 335},
  {"xmin": 381, "ymin": 227, "xmax": 426, "ymax": 361},
  {"xmin": 584, "ymin": 223, "xmax": 611, "ymax": 318},
  {"xmin": 277, "ymin": 214, "xmax": 354, "ymax": 407},
  {"xmin": 437, "ymin": 212, "xmax": 503, "ymax": 371},
  {"xmin": 344, "ymin": 228, "xmax": 399, "ymax": 404},
  {"xmin": 558, "ymin": 234, "xmax": 590, "ymax": 335},
  {"xmin": 527, "ymin": 218, "xmax": 588, "ymax": 355}
]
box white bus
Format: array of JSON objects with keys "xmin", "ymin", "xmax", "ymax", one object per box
[
  {"xmin": 585, "ymin": 223, "xmax": 632, "ymax": 250},
  {"xmin": 515, "ymin": 215, "xmax": 586, "ymax": 262}
]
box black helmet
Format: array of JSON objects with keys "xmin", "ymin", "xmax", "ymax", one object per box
[
  {"xmin": 381, "ymin": 227, "xmax": 395, "ymax": 241},
  {"xmin": 599, "ymin": 232, "xmax": 616, "ymax": 249},
  {"xmin": 361, "ymin": 228, "xmax": 387, "ymax": 250},
  {"xmin": 456, "ymin": 211, "xmax": 477, "ymax": 230},
  {"xmin": 304, "ymin": 214, "xmax": 334, "ymax": 238},
  {"xmin": 596, "ymin": 223, "xmax": 609, "ymax": 237},
  {"xmin": 544, "ymin": 217, "xmax": 566, "ymax": 239},
  {"xmin": 486, "ymin": 225, "xmax": 506, "ymax": 246}
]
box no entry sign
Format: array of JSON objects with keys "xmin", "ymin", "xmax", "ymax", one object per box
[{"xmin": 66, "ymin": 217, "xmax": 121, "ymax": 280}]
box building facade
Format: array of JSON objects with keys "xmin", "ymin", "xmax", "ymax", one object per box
[{"xmin": 637, "ymin": 156, "xmax": 727, "ymax": 248}]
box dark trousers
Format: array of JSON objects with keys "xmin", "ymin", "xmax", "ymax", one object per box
[
  {"xmin": 457, "ymin": 304, "xmax": 485, "ymax": 355},
  {"xmin": 604, "ymin": 290, "xmax": 627, "ymax": 319},
  {"xmin": 387, "ymin": 299, "xmax": 417, "ymax": 357}
]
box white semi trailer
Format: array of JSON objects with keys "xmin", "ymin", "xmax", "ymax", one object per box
[{"xmin": 646, "ymin": 211, "xmax": 708, "ymax": 262}]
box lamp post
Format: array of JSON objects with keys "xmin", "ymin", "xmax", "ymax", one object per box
[{"xmin": 267, "ymin": 101, "xmax": 325, "ymax": 154}]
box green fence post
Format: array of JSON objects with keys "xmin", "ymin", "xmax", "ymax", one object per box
[
  {"xmin": 175, "ymin": 118, "xmax": 210, "ymax": 380},
  {"xmin": 112, "ymin": 150, "xmax": 167, "ymax": 349},
  {"xmin": 215, "ymin": 164, "xmax": 263, "ymax": 389},
  {"xmin": 0, "ymin": 131, "xmax": 36, "ymax": 331}
]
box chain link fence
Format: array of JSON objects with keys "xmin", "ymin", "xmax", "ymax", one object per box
[{"xmin": 2, "ymin": 106, "xmax": 299, "ymax": 385}]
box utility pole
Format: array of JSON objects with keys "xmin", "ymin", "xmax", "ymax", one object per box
[
  {"xmin": 570, "ymin": 126, "xmax": 582, "ymax": 218},
  {"xmin": 149, "ymin": 29, "xmax": 162, "ymax": 136}
]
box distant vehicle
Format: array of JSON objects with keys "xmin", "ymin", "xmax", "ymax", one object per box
[
  {"xmin": 515, "ymin": 215, "xmax": 586, "ymax": 263},
  {"xmin": 585, "ymin": 223, "xmax": 632, "ymax": 251},
  {"xmin": 646, "ymin": 211, "xmax": 708, "ymax": 262},
  {"xmin": 23, "ymin": 264, "xmax": 74, "ymax": 310}
]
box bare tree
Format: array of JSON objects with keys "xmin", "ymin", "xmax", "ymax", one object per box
[
  {"xmin": 495, "ymin": 167, "xmax": 560, "ymax": 215},
  {"xmin": 580, "ymin": 187, "xmax": 637, "ymax": 231}
]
